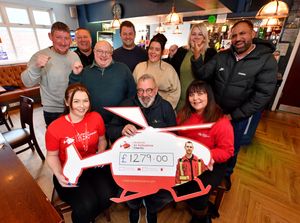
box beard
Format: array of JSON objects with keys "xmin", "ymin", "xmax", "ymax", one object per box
[
  {"xmin": 138, "ymin": 95, "xmax": 156, "ymax": 108},
  {"xmin": 233, "ymin": 40, "xmax": 252, "ymax": 54}
]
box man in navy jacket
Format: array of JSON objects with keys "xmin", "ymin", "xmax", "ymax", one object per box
[{"xmin": 107, "ymin": 74, "xmax": 175, "ymax": 223}]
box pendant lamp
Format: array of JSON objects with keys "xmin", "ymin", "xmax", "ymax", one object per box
[
  {"xmin": 260, "ymin": 18, "xmax": 281, "ymax": 27},
  {"xmin": 173, "ymin": 25, "xmax": 182, "ymax": 34},
  {"xmin": 164, "ymin": 0, "xmax": 183, "ymax": 25},
  {"xmin": 256, "ymin": 0, "xmax": 289, "ymax": 19},
  {"xmin": 156, "ymin": 17, "xmax": 165, "ymax": 33},
  {"xmin": 156, "ymin": 25, "xmax": 166, "ymax": 33},
  {"xmin": 111, "ymin": 16, "xmax": 121, "ymax": 29}
]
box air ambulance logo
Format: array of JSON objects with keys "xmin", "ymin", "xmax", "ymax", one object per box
[{"xmin": 121, "ymin": 141, "xmax": 131, "ymax": 149}]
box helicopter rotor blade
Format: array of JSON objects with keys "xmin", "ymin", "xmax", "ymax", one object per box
[
  {"xmin": 137, "ymin": 123, "xmax": 214, "ymax": 133},
  {"xmin": 105, "ymin": 107, "xmax": 149, "ymax": 128}
]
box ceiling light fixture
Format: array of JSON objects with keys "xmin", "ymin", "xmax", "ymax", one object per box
[
  {"xmin": 111, "ymin": 16, "xmax": 121, "ymax": 29},
  {"xmin": 173, "ymin": 25, "xmax": 182, "ymax": 34},
  {"xmin": 164, "ymin": 0, "xmax": 183, "ymax": 25},
  {"xmin": 256, "ymin": 0, "xmax": 289, "ymax": 19},
  {"xmin": 156, "ymin": 16, "xmax": 165, "ymax": 33},
  {"xmin": 260, "ymin": 18, "xmax": 282, "ymax": 27}
]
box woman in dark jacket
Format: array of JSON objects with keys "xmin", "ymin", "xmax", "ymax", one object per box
[{"xmin": 172, "ymin": 23, "xmax": 217, "ymax": 111}]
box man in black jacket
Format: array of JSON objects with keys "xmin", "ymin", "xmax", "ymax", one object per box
[
  {"xmin": 74, "ymin": 28, "xmax": 94, "ymax": 67},
  {"xmin": 191, "ymin": 20, "xmax": 278, "ymax": 191},
  {"xmin": 107, "ymin": 74, "xmax": 175, "ymax": 223}
]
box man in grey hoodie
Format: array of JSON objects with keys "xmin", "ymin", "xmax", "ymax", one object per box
[{"xmin": 21, "ymin": 21, "xmax": 80, "ymax": 126}]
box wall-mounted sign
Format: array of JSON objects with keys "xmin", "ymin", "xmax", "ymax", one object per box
[{"xmin": 208, "ymin": 15, "xmax": 216, "ymax": 24}]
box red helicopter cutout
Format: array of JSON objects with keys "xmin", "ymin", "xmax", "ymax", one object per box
[{"xmin": 63, "ymin": 107, "xmax": 214, "ymax": 203}]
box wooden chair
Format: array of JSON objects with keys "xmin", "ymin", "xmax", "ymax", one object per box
[
  {"xmin": 51, "ymin": 188, "xmax": 111, "ymax": 222},
  {"xmin": 0, "ymin": 105, "xmax": 13, "ymax": 131},
  {"xmin": 2, "ymin": 96, "xmax": 45, "ymax": 160}
]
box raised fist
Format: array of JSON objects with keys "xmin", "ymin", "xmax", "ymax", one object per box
[
  {"xmin": 36, "ymin": 54, "xmax": 51, "ymax": 68},
  {"xmin": 72, "ymin": 61, "xmax": 83, "ymax": 75}
]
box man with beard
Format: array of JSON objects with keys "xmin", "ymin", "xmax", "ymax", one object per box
[
  {"xmin": 113, "ymin": 20, "xmax": 147, "ymax": 72},
  {"xmin": 74, "ymin": 28, "xmax": 94, "ymax": 67},
  {"xmin": 107, "ymin": 74, "xmax": 176, "ymax": 223},
  {"xmin": 191, "ymin": 20, "xmax": 278, "ymax": 191}
]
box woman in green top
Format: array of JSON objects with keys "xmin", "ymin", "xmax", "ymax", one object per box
[{"xmin": 172, "ymin": 24, "xmax": 217, "ymax": 111}]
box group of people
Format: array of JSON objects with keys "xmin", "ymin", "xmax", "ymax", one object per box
[{"xmin": 20, "ymin": 18, "xmax": 277, "ymax": 223}]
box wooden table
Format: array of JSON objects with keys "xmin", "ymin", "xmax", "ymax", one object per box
[{"xmin": 0, "ymin": 134, "xmax": 63, "ymax": 223}]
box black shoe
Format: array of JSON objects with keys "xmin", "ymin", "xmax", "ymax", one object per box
[{"xmin": 224, "ymin": 175, "xmax": 232, "ymax": 191}]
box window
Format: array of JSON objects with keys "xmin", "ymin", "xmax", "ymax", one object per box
[
  {"xmin": 0, "ymin": 4, "xmax": 54, "ymax": 64},
  {"xmin": 6, "ymin": 7, "xmax": 30, "ymax": 24},
  {"xmin": 0, "ymin": 27, "xmax": 16, "ymax": 63},
  {"xmin": 10, "ymin": 27, "xmax": 39, "ymax": 61},
  {"xmin": 33, "ymin": 10, "xmax": 51, "ymax": 26},
  {"xmin": 36, "ymin": 28, "xmax": 52, "ymax": 49}
]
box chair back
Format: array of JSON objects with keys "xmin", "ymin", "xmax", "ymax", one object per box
[
  {"xmin": 0, "ymin": 106, "xmax": 6, "ymax": 123},
  {"xmin": 0, "ymin": 105, "xmax": 12, "ymax": 131},
  {"xmin": 19, "ymin": 96, "xmax": 34, "ymax": 130}
]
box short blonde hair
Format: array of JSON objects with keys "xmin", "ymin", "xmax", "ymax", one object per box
[{"xmin": 188, "ymin": 24, "xmax": 209, "ymax": 52}]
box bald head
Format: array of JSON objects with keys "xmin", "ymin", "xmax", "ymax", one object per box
[
  {"xmin": 95, "ymin": 40, "xmax": 112, "ymax": 51},
  {"xmin": 94, "ymin": 40, "xmax": 113, "ymax": 68}
]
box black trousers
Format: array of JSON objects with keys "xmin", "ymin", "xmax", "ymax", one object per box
[
  {"xmin": 53, "ymin": 166, "xmax": 118, "ymax": 223},
  {"xmin": 174, "ymin": 162, "xmax": 227, "ymax": 211}
]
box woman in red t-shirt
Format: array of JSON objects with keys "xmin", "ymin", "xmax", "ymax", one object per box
[
  {"xmin": 176, "ymin": 80, "xmax": 234, "ymax": 223},
  {"xmin": 46, "ymin": 83, "xmax": 117, "ymax": 223}
]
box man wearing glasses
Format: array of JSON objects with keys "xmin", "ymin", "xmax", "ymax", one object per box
[
  {"xmin": 69, "ymin": 40, "xmax": 136, "ymax": 124},
  {"xmin": 107, "ymin": 73, "xmax": 176, "ymax": 223}
]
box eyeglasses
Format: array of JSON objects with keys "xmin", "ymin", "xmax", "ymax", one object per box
[
  {"xmin": 94, "ymin": 49, "xmax": 112, "ymax": 56},
  {"xmin": 137, "ymin": 88, "xmax": 154, "ymax": 95}
]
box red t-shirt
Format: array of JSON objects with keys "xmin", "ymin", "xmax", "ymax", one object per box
[
  {"xmin": 177, "ymin": 113, "xmax": 234, "ymax": 163},
  {"xmin": 46, "ymin": 112, "xmax": 105, "ymax": 165}
]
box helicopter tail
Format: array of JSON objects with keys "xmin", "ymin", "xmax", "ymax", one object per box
[{"xmin": 63, "ymin": 144, "xmax": 83, "ymax": 184}]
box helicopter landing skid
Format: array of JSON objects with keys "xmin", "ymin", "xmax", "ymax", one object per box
[
  {"xmin": 111, "ymin": 178, "xmax": 211, "ymax": 203},
  {"xmin": 170, "ymin": 178, "xmax": 211, "ymax": 202},
  {"xmin": 111, "ymin": 189, "xmax": 158, "ymax": 203}
]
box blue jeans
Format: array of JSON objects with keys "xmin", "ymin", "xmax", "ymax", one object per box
[
  {"xmin": 43, "ymin": 111, "xmax": 63, "ymax": 127},
  {"xmin": 226, "ymin": 117, "xmax": 250, "ymax": 176}
]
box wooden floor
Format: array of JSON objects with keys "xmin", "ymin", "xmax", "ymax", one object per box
[{"xmin": 1, "ymin": 106, "xmax": 300, "ymax": 223}]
